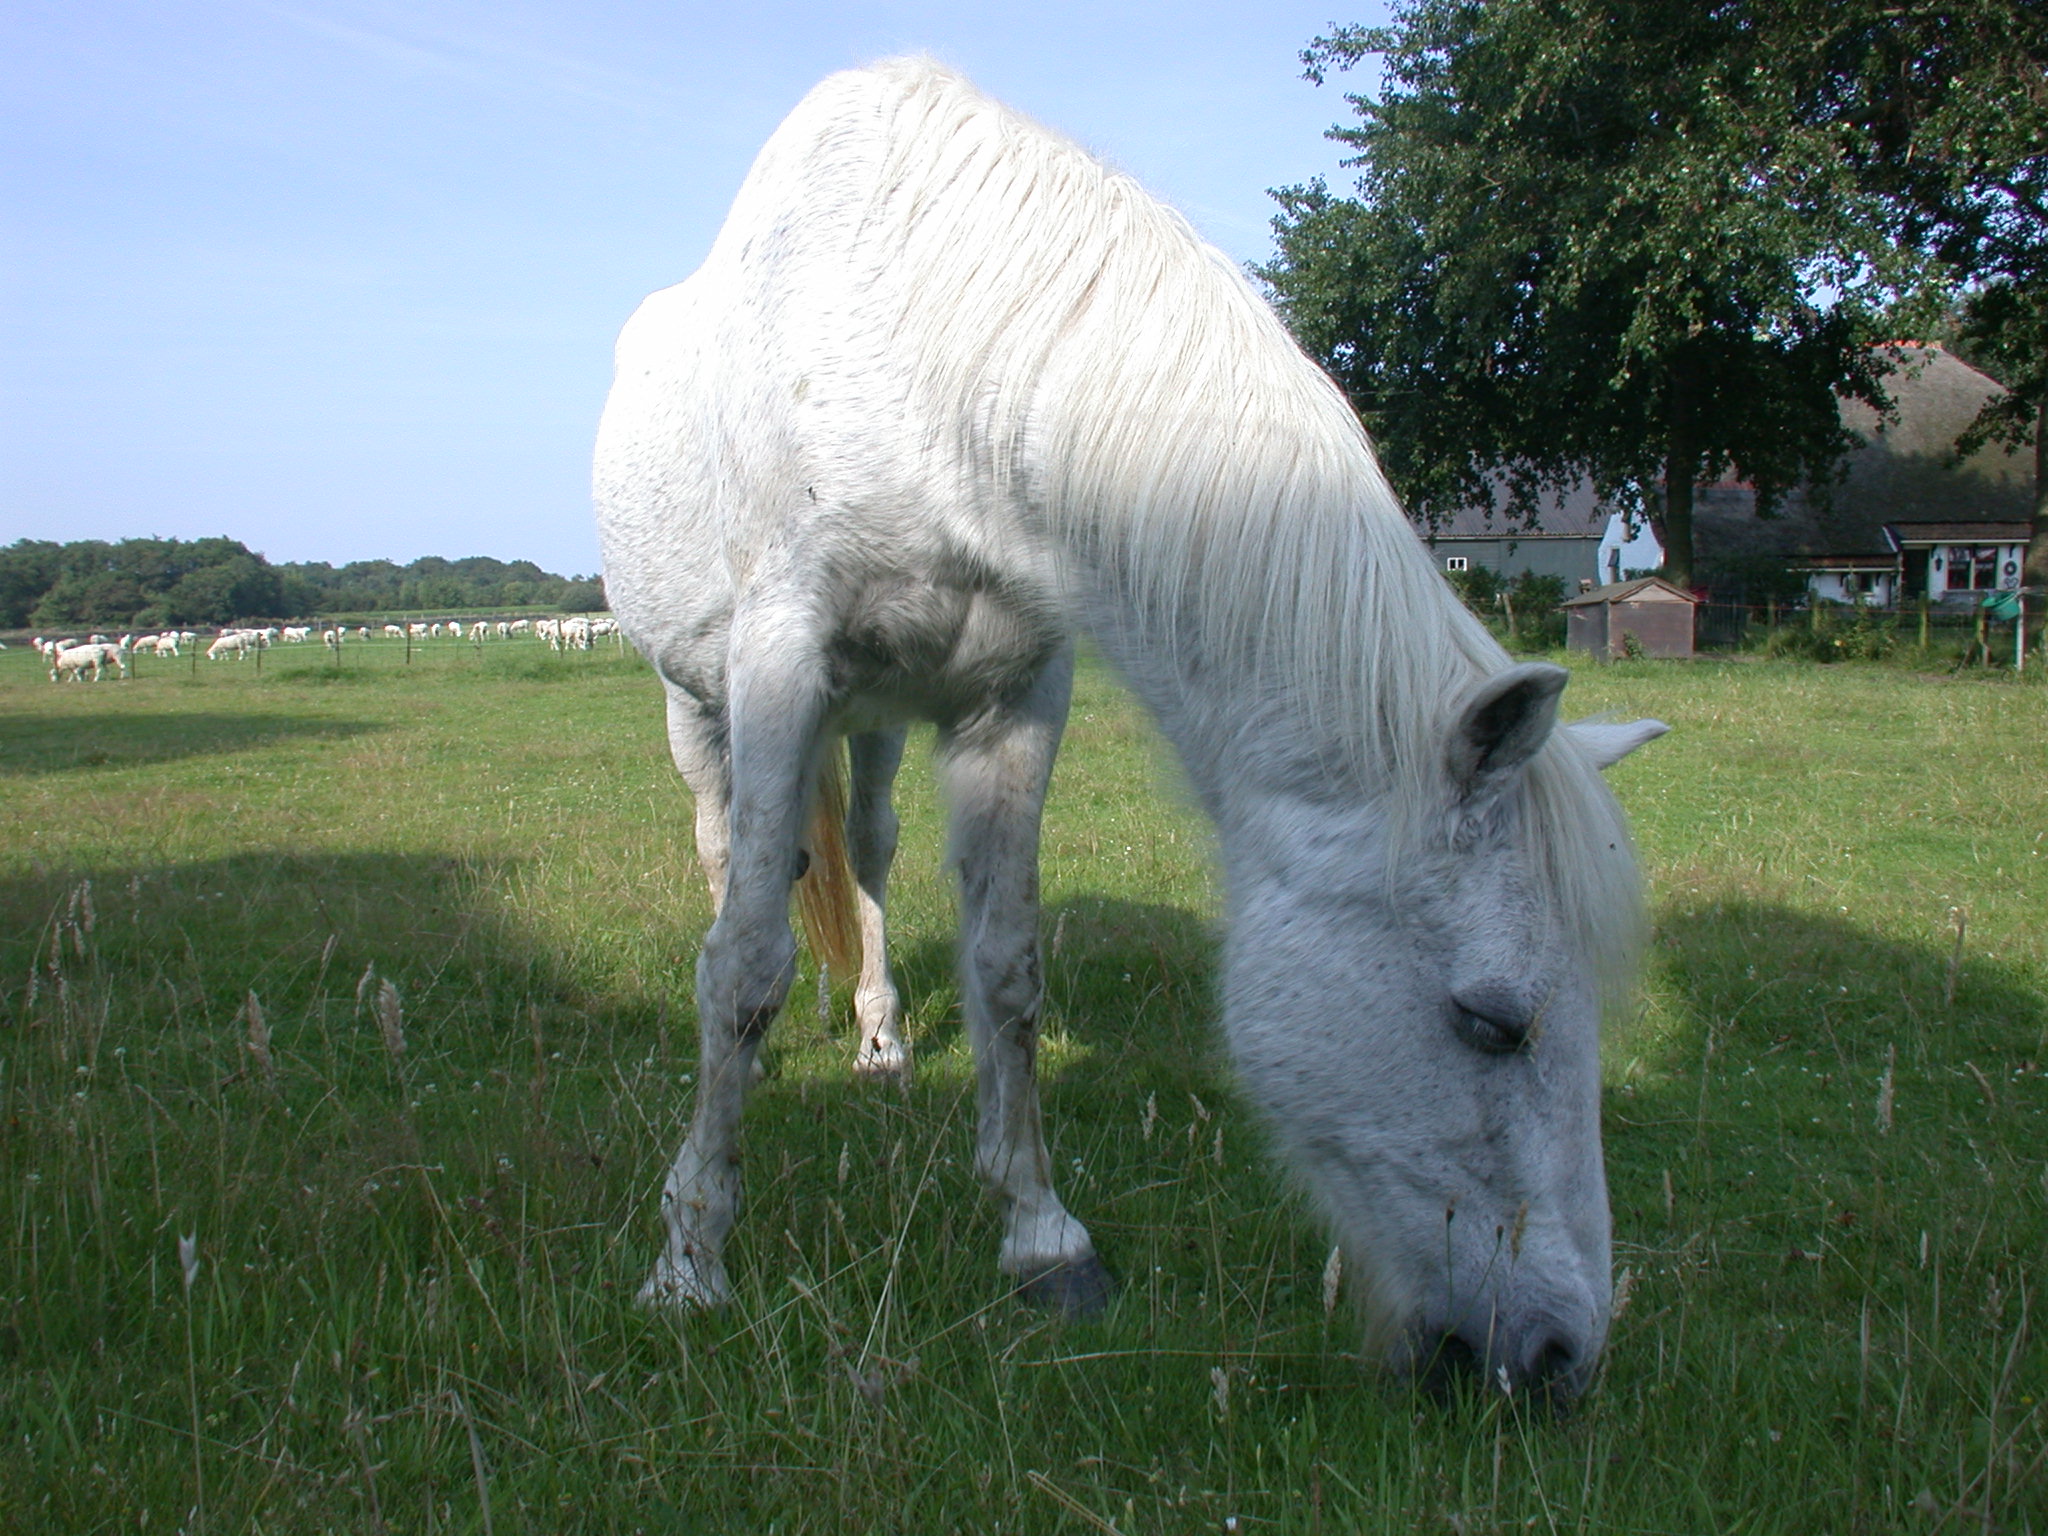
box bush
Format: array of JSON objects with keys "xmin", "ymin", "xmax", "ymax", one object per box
[
  {"xmin": 1763, "ymin": 605, "xmax": 1899, "ymax": 662},
  {"xmin": 1442, "ymin": 564, "xmax": 1566, "ymax": 650}
]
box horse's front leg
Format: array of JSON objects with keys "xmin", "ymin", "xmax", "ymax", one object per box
[
  {"xmin": 846, "ymin": 727, "xmax": 910, "ymax": 1075},
  {"xmin": 641, "ymin": 645, "xmax": 823, "ymax": 1310},
  {"xmin": 940, "ymin": 650, "xmax": 1112, "ymax": 1314}
]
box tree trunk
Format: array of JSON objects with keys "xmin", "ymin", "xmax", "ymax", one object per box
[
  {"xmin": 1655, "ymin": 358, "xmax": 1698, "ymax": 589},
  {"xmin": 2026, "ymin": 393, "xmax": 2048, "ymax": 590}
]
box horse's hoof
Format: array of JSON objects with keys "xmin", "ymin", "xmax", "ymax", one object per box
[
  {"xmin": 1014, "ymin": 1255, "xmax": 1115, "ymax": 1317},
  {"xmin": 636, "ymin": 1255, "xmax": 730, "ymax": 1311},
  {"xmin": 853, "ymin": 1037, "xmax": 912, "ymax": 1078}
]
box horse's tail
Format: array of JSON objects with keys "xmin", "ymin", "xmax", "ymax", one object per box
[{"xmin": 795, "ymin": 743, "xmax": 862, "ymax": 982}]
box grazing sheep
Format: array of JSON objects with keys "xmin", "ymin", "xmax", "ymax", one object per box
[{"xmin": 50, "ymin": 642, "xmax": 126, "ymax": 682}]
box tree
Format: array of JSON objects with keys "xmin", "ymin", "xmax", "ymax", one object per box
[
  {"xmin": 1786, "ymin": 0, "xmax": 2048, "ymax": 583},
  {"xmin": 1261, "ymin": 0, "xmax": 1921, "ymax": 586},
  {"xmin": 0, "ymin": 541, "xmax": 63, "ymax": 628}
]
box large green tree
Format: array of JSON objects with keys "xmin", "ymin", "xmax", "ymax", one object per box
[
  {"xmin": 1788, "ymin": 0, "xmax": 2048, "ymax": 582},
  {"xmin": 1261, "ymin": 0, "xmax": 1922, "ymax": 586}
]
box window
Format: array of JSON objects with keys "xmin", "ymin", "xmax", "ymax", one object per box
[
  {"xmin": 1946, "ymin": 545, "xmax": 2000, "ymax": 591},
  {"xmin": 1444, "ymin": 556, "xmax": 1469, "ymax": 572}
]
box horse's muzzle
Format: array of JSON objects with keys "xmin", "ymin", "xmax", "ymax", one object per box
[{"xmin": 1403, "ymin": 1315, "xmax": 1595, "ymax": 1410}]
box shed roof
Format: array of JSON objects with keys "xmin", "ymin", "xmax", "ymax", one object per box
[{"xmin": 1560, "ymin": 576, "xmax": 1700, "ymax": 608}]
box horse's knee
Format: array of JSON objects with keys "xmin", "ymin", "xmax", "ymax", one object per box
[
  {"xmin": 970, "ymin": 933, "xmax": 1042, "ymax": 1033},
  {"xmin": 697, "ymin": 920, "xmax": 798, "ymax": 1042}
]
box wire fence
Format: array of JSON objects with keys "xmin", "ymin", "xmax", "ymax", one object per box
[
  {"xmin": 1460, "ymin": 596, "xmax": 2037, "ymax": 668},
  {"xmin": 1691, "ymin": 600, "xmax": 2032, "ymax": 666}
]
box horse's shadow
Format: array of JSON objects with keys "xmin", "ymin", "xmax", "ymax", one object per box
[
  {"xmin": 831, "ymin": 893, "xmax": 1216, "ymax": 1073},
  {"xmin": 0, "ymin": 711, "xmax": 382, "ymax": 775},
  {"xmin": 1601, "ymin": 894, "xmax": 2045, "ymax": 1237}
]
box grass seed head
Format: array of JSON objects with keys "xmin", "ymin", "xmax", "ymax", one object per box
[
  {"xmin": 243, "ymin": 991, "xmax": 276, "ymax": 1086},
  {"xmin": 375, "ymin": 978, "xmax": 406, "ymax": 1059},
  {"xmin": 1875, "ymin": 1044, "xmax": 1896, "ymax": 1134}
]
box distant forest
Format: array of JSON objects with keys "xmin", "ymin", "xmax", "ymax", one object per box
[{"xmin": 0, "ymin": 537, "xmax": 607, "ymax": 629}]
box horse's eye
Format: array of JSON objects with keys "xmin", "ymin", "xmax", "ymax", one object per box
[{"xmin": 1455, "ymin": 1007, "xmax": 1530, "ymax": 1056}]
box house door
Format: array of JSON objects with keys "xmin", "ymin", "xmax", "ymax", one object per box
[{"xmin": 1901, "ymin": 548, "xmax": 1930, "ymax": 600}]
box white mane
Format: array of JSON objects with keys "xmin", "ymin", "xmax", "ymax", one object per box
[{"xmin": 760, "ymin": 58, "xmax": 1645, "ymax": 992}]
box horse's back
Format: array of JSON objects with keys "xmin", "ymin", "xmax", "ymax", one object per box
[{"xmin": 595, "ymin": 60, "xmax": 1072, "ymax": 704}]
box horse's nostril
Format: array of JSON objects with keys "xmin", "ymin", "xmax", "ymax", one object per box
[
  {"xmin": 1411, "ymin": 1325, "xmax": 1588, "ymax": 1405},
  {"xmin": 1524, "ymin": 1334, "xmax": 1578, "ymax": 1389},
  {"xmin": 1415, "ymin": 1330, "xmax": 1482, "ymax": 1394},
  {"xmin": 1435, "ymin": 1333, "xmax": 1480, "ymax": 1373},
  {"xmin": 1518, "ymin": 1331, "xmax": 1589, "ymax": 1411}
]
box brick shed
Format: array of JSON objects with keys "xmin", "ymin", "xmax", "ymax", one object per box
[{"xmin": 1561, "ymin": 577, "xmax": 1700, "ymax": 659}]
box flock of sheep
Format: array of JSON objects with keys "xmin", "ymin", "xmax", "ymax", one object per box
[{"xmin": 34, "ymin": 614, "xmax": 620, "ymax": 681}]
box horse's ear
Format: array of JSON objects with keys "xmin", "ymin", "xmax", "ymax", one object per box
[
  {"xmin": 1446, "ymin": 663, "xmax": 1568, "ymax": 803},
  {"xmin": 1564, "ymin": 717, "xmax": 1669, "ymax": 770}
]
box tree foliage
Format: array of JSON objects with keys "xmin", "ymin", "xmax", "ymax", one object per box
[
  {"xmin": 1786, "ymin": 0, "xmax": 2048, "ymax": 576},
  {"xmin": 1260, "ymin": 0, "xmax": 1923, "ymax": 585},
  {"xmin": 0, "ymin": 538, "xmax": 603, "ymax": 629}
]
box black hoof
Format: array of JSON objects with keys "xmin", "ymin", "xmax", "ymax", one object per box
[{"xmin": 1014, "ymin": 1255, "xmax": 1116, "ymax": 1317}]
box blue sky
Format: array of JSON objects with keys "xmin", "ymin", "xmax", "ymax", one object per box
[{"xmin": 1, "ymin": 1, "xmax": 1386, "ymax": 575}]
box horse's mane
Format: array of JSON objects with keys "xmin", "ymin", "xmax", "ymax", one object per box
[{"xmin": 789, "ymin": 58, "xmax": 1646, "ymax": 993}]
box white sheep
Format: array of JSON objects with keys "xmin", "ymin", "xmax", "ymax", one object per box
[{"xmin": 50, "ymin": 642, "xmax": 126, "ymax": 682}]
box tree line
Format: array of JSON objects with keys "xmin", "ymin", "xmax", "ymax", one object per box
[
  {"xmin": 0, "ymin": 537, "xmax": 606, "ymax": 629},
  {"xmin": 1260, "ymin": 0, "xmax": 2046, "ymax": 588}
]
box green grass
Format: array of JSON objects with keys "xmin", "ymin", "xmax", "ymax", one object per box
[{"xmin": 2, "ymin": 639, "xmax": 2044, "ymax": 1533}]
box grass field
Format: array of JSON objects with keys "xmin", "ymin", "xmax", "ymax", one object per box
[{"xmin": 2, "ymin": 634, "xmax": 2044, "ymax": 1534}]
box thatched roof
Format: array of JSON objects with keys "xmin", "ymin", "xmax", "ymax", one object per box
[{"xmin": 1697, "ymin": 345, "xmax": 2035, "ymax": 566}]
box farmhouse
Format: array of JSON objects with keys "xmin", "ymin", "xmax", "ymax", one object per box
[
  {"xmin": 1415, "ymin": 479, "xmax": 1664, "ymax": 589},
  {"xmin": 1883, "ymin": 519, "xmax": 2030, "ymax": 605},
  {"xmin": 1694, "ymin": 344, "xmax": 2036, "ymax": 605}
]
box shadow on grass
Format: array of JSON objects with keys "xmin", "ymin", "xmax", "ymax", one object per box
[
  {"xmin": 1601, "ymin": 895, "xmax": 2046, "ymax": 1363},
  {"xmin": 816, "ymin": 893, "xmax": 1216, "ymax": 1078},
  {"xmin": 0, "ymin": 711, "xmax": 383, "ymax": 775},
  {"xmin": 1630, "ymin": 894, "xmax": 2043, "ymax": 1080}
]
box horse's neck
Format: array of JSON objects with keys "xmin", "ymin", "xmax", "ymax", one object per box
[{"xmin": 1072, "ymin": 583, "xmax": 1392, "ymax": 846}]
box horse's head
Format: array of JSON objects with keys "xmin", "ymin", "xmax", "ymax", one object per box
[{"xmin": 1224, "ymin": 662, "xmax": 1664, "ymax": 1406}]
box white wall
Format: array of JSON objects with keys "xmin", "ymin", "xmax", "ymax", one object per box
[{"xmin": 1597, "ymin": 514, "xmax": 1664, "ymax": 583}]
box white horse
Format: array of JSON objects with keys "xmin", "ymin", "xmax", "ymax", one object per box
[{"xmin": 595, "ymin": 59, "xmax": 1665, "ymax": 1401}]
